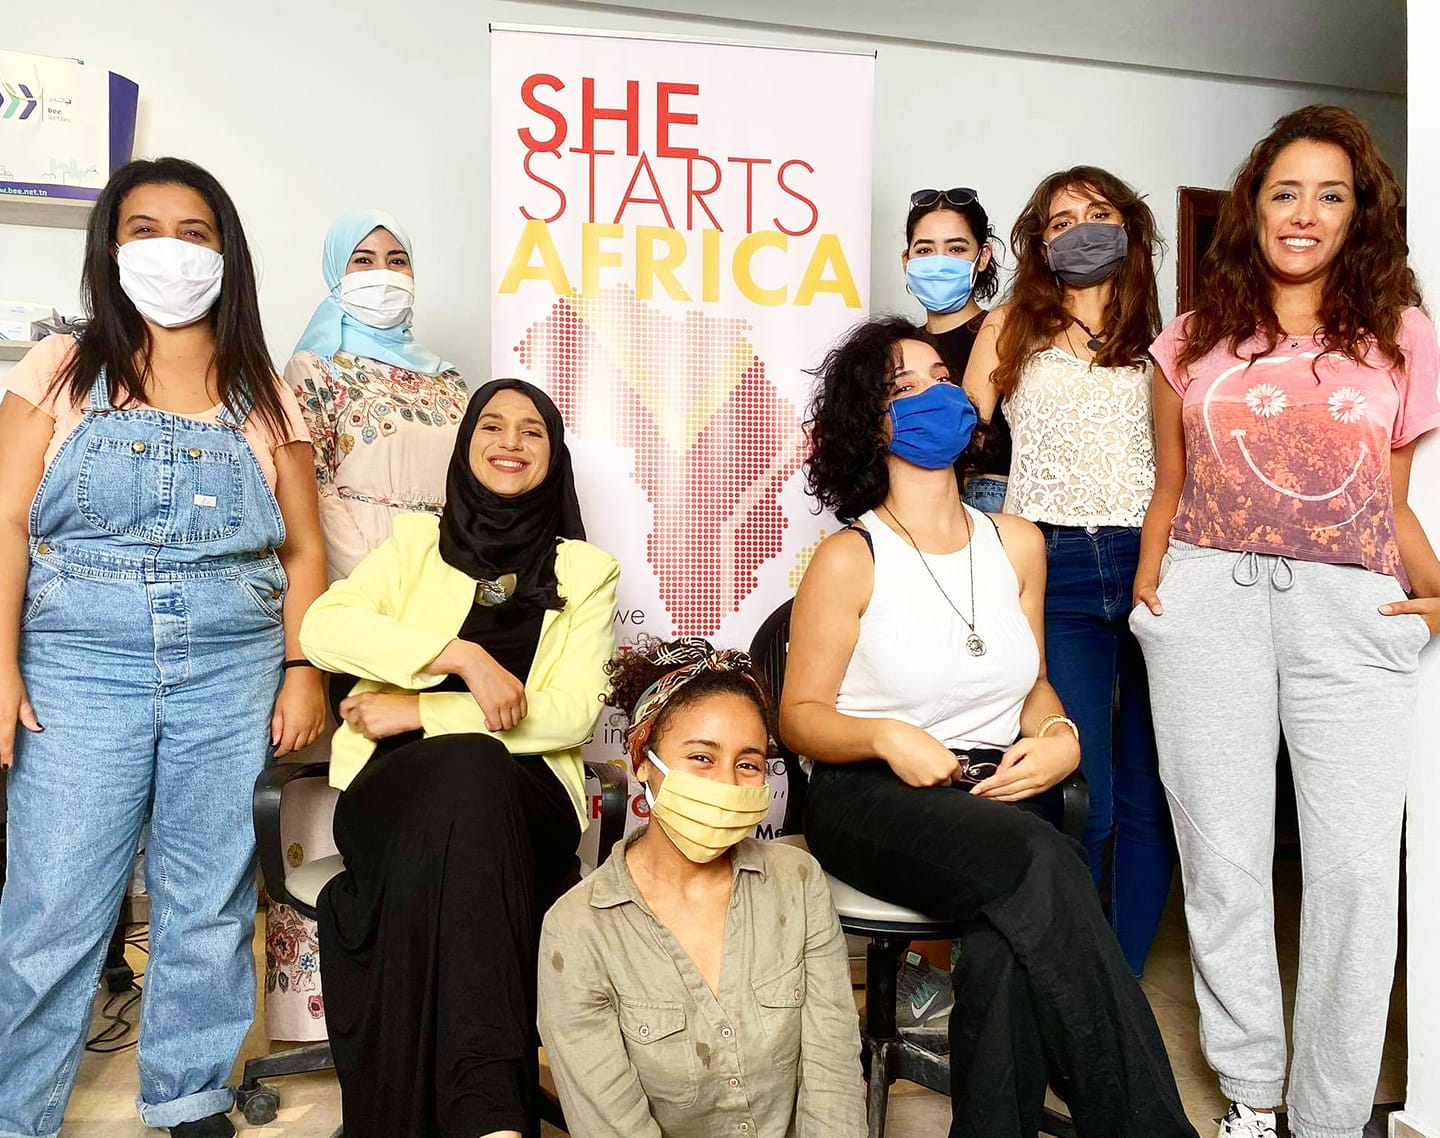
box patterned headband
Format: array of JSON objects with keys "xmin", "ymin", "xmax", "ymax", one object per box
[{"xmin": 624, "ymin": 639, "xmax": 767, "ymax": 762}]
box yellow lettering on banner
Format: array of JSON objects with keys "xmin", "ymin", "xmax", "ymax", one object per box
[
  {"xmin": 733, "ymin": 231, "xmax": 788, "ymax": 307},
  {"xmin": 794, "ymin": 234, "xmax": 861, "ymax": 308},
  {"xmin": 701, "ymin": 227, "xmax": 721, "ymax": 303},
  {"xmin": 581, "ymin": 222, "xmax": 625, "ymax": 295},
  {"xmin": 498, "ymin": 220, "xmax": 572, "ymax": 295},
  {"xmin": 636, "ymin": 226, "xmax": 690, "ymax": 301}
]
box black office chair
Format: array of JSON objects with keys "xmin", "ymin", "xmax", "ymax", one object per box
[
  {"xmin": 749, "ymin": 598, "xmax": 1087, "ymax": 1138},
  {"xmin": 237, "ymin": 745, "xmax": 632, "ymax": 1131}
]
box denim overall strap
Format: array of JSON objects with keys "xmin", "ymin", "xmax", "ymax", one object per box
[
  {"xmin": 86, "ymin": 369, "xmax": 113, "ymax": 412},
  {"xmin": 216, "ymin": 385, "xmax": 253, "ymax": 431}
]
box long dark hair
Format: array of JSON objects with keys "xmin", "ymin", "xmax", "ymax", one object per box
[
  {"xmin": 905, "ymin": 198, "xmax": 1001, "ymax": 303},
  {"xmin": 1178, "ymin": 104, "xmax": 1419, "ymax": 372},
  {"xmin": 51, "ymin": 157, "xmax": 288, "ymax": 434},
  {"xmin": 992, "ymin": 165, "xmax": 1162, "ymax": 396},
  {"xmin": 804, "ymin": 316, "xmax": 937, "ymax": 522}
]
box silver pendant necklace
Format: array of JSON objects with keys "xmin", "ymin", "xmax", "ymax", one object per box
[{"xmin": 882, "ymin": 504, "xmax": 986, "ymax": 656}]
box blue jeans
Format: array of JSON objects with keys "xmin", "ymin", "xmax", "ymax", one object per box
[
  {"xmin": 1039, "ymin": 524, "xmax": 1172, "ymax": 975},
  {"xmin": 0, "ymin": 373, "xmax": 286, "ymax": 1136},
  {"xmin": 962, "ymin": 476, "xmax": 1008, "ymax": 515}
]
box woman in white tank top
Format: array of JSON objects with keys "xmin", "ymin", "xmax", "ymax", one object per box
[
  {"xmin": 784, "ymin": 316, "xmax": 1197, "ymax": 1138},
  {"xmin": 962, "ymin": 165, "xmax": 1172, "ymax": 977}
]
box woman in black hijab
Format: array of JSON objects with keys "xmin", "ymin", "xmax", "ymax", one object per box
[{"xmin": 300, "ymin": 379, "xmax": 621, "ymax": 1138}]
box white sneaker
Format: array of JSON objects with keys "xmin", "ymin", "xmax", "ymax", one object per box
[{"xmin": 1217, "ymin": 1103, "xmax": 1278, "ymax": 1138}]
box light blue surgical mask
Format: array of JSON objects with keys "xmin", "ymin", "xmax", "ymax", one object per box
[
  {"xmin": 888, "ymin": 382, "xmax": 978, "ymax": 469},
  {"xmin": 905, "ymin": 254, "xmax": 976, "ymax": 315}
]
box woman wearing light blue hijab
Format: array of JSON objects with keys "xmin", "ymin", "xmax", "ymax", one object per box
[
  {"xmin": 284, "ymin": 209, "xmax": 467, "ymax": 582},
  {"xmin": 270, "ymin": 210, "xmax": 467, "ymax": 1043}
]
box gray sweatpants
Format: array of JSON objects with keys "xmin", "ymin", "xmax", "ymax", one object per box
[{"xmin": 1130, "ymin": 540, "xmax": 1428, "ymax": 1138}]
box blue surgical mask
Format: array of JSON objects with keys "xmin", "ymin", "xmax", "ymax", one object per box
[
  {"xmin": 905, "ymin": 254, "xmax": 976, "ymax": 315},
  {"xmin": 888, "ymin": 382, "xmax": 978, "ymax": 469}
]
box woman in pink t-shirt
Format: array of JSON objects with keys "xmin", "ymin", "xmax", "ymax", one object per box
[{"xmin": 1133, "ymin": 106, "xmax": 1440, "ymax": 1138}]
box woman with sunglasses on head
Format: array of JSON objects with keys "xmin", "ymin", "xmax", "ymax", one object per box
[
  {"xmin": 903, "ymin": 186, "xmax": 1010, "ymax": 514},
  {"xmin": 538, "ymin": 637, "xmax": 866, "ymax": 1138},
  {"xmin": 785, "ymin": 315, "xmax": 1197, "ymax": 1138},
  {"xmin": 0, "ymin": 157, "xmax": 326, "ymax": 1138},
  {"xmin": 1135, "ymin": 105, "xmax": 1440, "ymax": 1138},
  {"xmin": 963, "ymin": 166, "xmax": 1171, "ymax": 977}
]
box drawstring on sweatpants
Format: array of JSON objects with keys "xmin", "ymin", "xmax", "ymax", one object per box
[{"xmin": 1232, "ymin": 551, "xmax": 1295, "ymax": 590}]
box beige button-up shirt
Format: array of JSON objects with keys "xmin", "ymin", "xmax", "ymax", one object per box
[{"xmin": 538, "ymin": 831, "xmax": 866, "ymax": 1138}]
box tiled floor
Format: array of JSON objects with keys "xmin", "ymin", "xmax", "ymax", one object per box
[{"xmin": 62, "ymin": 859, "xmax": 1405, "ymax": 1136}]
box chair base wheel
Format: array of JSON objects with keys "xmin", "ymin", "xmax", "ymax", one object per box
[{"xmin": 236, "ymin": 1084, "xmax": 280, "ymax": 1126}]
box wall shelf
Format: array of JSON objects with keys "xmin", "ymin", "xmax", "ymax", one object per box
[
  {"xmin": 0, "ymin": 195, "xmax": 94, "ymax": 230},
  {"xmin": 0, "ymin": 341, "xmax": 37, "ymax": 362}
]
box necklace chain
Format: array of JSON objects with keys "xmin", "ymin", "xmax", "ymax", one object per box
[
  {"xmin": 1069, "ymin": 314, "xmax": 1108, "ymax": 352},
  {"xmin": 881, "ymin": 504, "xmax": 986, "ymax": 657}
]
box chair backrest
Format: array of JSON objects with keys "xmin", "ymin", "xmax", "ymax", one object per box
[{"xmin": 747, "ymin": 598, "xmax": 807, "ymax": 837}]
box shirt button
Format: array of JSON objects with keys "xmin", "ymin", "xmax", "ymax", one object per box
[
  {"xmin": 728, "ymin": 1077, "xmax": 740, "ymax": 1088},
  {"xmin": 132, "ymin": 440, "xmax": 146, "ymax": 453},
  {"xmin": 794, "ymin": 989, "xmax": 803, "ymax": 1003},
  {"xmin": 188, "ymin": 447, "xmax": 202, "ymax": 458},
  {"xmin": 721, "ymin": 1026, "xmax": 733, "ymax": 1039},
  {"xmin": 740, "ymin": 1124, "xmax": 749, "ymax": 1133},
  {"xmin": 36, "ymin": 542, "xmax": 51, "ymax": 555},
  {"xmin": 638, "ymin": 1025, "xmax": 650, "ymax": 1037}
]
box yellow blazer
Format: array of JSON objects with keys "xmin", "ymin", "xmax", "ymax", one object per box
[{"xmin": 300, "ymin": 513, "xmax": 620, "ymax": 825}]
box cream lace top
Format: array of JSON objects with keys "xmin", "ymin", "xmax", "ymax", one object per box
[{"xmin": 1002, "ymin": 347, "xmax": 1155, "ymax": 527}]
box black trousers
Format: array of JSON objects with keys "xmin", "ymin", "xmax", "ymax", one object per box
[
  {"xmin": 317, "ymin": 734, "xmax": 580, "ymax": 1138},
  {"xmin": 804, "ymin": 761, "xmax": 1196, "ymax": 1138}
]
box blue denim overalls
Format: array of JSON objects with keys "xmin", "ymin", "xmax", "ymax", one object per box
[{"xmin": 0, "ymin": 371, "xmax": 287, "ymax": 1136}]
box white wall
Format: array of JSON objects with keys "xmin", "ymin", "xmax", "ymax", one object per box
[
  {"xmin": 1400, "ymin": 5, "xmax": 1440, "ymax": 1133},
  {"xmin": 0, "ymin": 0, "xmax": 1405, "ymax": 393}
]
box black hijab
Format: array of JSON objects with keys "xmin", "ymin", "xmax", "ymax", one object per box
[{"xmin": 437, "ymin": 379, "xmax": 585, "ymax": 614}]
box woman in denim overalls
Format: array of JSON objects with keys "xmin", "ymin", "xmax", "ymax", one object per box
[{"xmin": 0, "ymin": 158, "xmax": 327, "ymax": 1138}]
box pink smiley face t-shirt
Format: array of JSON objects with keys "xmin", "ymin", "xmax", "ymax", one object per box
[{"xmin": 1150, "ymin": 306, "xmax": 1440, "ymax": 591}]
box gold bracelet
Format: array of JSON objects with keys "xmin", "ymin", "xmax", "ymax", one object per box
[{"xmin": 1037, "ymin": 715, "xmax": 1079, "ymax": 741}]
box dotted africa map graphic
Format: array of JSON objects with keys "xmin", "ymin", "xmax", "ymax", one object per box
[{"xmin": 514, "ymin": 285, "xmax": 805, "ymax": 636}]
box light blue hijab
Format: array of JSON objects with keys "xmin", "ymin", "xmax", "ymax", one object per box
[{"xmin": 292, "ymin": 208, "xmax": 454, "ymax": 376}]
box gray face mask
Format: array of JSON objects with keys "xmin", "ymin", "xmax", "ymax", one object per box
[{"xmin": 1045, "ymin": 222, "xmax": 1129, "ymax": 288}]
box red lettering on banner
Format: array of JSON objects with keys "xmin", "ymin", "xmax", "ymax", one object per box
[
  {"xmin": 567, "ymin": 145, "xmax": 616, "ymax": 224},
  {"xmin": 726, "ymin": 156, "xmax": 772, "ymax": 234},
  {"xmin": 656, "ymin": 82, "xmax": 700, "ymax": 157},
  {"xmin": 518, "ymin": 74, "xmax": 567, "ymax": 152},
  {"xmin": 686, "ymin": 155, "xmax": 724, "ymax": 230},
  {"xmin": 613, "ymin": 154, "xmax": 676, "ymax": 227},
  {"xmin": 581, "ymin": 78, "xmax": 641, "ymax": 157},
  {"xmin": 520, "ymin": 150, "xmax": 566, "ymax": 223},
  {"xmin": 774, "ymin": 159, "xmax": 818, "ymax": 237}
]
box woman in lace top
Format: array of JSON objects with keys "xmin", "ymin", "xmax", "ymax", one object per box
[
  {"xmin": 286, "ymin": 209, "xmax": 467, "ymax": 582},
  {"xmin": 962, "ymin": 166, "xmax": 1169, "ymax": 976},
  {"xmin": 265, "ymin": 210, "xmax": 467, "ymax": 1043}
]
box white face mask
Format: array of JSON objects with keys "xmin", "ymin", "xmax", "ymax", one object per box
[
  {"xmin": 116, "ymin": 238, "xmax": 224, "ymax": 329},
  {"xmin": 337, "ymin": 270, "xmax": 415, "ymax": 329}
]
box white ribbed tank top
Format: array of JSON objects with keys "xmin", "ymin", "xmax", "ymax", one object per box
[{"xmin": 835, "ymin": 506, "xmax": 1039, "ymax": 751}]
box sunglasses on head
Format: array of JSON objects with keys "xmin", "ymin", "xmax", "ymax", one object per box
[{"xmin": 910, "ymin": 187, "xmax": 979, "ymax": 210}]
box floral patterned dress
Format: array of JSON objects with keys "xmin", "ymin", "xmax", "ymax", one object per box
[{"xmin": 263, "ymin": 349, "xmax": 466, "ymax": 1041}]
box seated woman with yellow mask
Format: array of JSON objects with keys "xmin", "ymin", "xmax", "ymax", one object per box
[{"xmin": 538, "ymin": 638, "xmax": 866, "ymax": 1138}]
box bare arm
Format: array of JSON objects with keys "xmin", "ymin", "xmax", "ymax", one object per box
[
  {"xmin": 968, "ymin": 515, "xmax": 1080, "ymax": 801},
  {"xmin": 1383, "ymin": 442, "xmax": 1440, "ymax": 634},
  {"xmin": 270, "ymin": 440, "xmax": 327, "ymax": 756},
  {"xmin": 779, "ymin": 529, "xmax": 961, "ymax": 787},
  {"xmin": 0, "ymin": 394, "xmax": 54, "ymax": 767},
  {"xmin": 961, "ymin": 305, "xmax": 1007, "ymax": 421},
  {"xmin": 1134, "ymin": 369, "xmax": 1185, "ymax": 615}
]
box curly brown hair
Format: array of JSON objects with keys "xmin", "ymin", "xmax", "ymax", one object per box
[
  {"xmin": 1177, "ymin": 104, "xmax": 1420, "ymax": 372},
  {"xmin": 991, "ymin": 166, "xmax": 1162, "ymax": 397},
  {"xmin": 605, "ymin": 637, "xmax": 774, "ymax": 762}
]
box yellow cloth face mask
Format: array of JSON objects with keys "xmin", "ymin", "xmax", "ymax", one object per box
[{"xmin": 644, "ymin": 750, "xmax": 772, "ymax": 863}]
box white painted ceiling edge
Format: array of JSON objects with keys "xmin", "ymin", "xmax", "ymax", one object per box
[{"xmin": 542, "ymin": 0, "xmax": 1406, "ymax": 95}]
